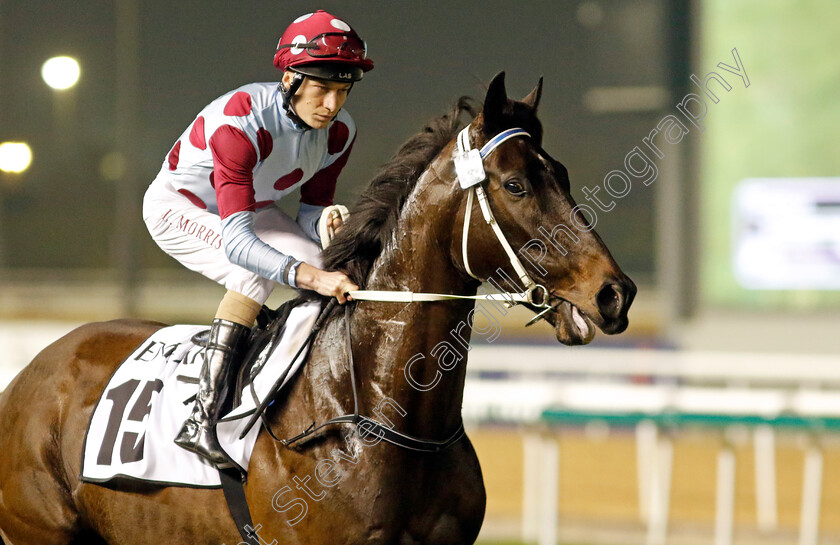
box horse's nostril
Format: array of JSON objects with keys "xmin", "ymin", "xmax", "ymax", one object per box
[{"xmin": 596, "ymin": 283, "xmax": 623, "ymax": 319}]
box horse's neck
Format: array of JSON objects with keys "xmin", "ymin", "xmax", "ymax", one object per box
[{"xmin": 351, "ymin": 162, "xmax": 476, "ymax": 438}]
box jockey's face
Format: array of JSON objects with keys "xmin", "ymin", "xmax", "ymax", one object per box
[{"xmin": 283, "ymin": 71, "xmax": 352, "ymax": 129}]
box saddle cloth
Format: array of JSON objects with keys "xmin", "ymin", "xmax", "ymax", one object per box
[{"xmin": 80, "ymin": 301, "xmax": 321, "ymax": 487}]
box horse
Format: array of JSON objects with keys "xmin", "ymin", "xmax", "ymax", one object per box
[{"xmin": 0, "ymin": 72, "xmax": 635, "ymax": 545}]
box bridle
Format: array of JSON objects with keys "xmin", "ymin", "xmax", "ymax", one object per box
[{"xmin": 348, "ymin": 123, "xmax": 553, "ymax": 321}]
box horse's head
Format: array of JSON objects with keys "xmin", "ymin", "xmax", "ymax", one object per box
[{"xmin": 453, "ymin": 72, "xmax": 636, "ymax": 345}]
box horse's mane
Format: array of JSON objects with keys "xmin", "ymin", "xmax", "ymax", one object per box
[{"xmin": 321, "ymin": 97, "xmax": 478, "ymax": 286}]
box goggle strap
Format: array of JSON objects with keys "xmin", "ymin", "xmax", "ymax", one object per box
[{"xmin": 277, "ymin": 43, "xmax": 317, "ymax": 51}]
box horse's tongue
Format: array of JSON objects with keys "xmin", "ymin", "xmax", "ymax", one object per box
[{"xmin": 571, "ymin": 305, "xmax": 590, "ymax": 337}]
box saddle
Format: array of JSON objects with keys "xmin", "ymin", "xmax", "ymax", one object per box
[{"xmin": 188, "ymin": 298, "xmax": 301, "ymax": 415}]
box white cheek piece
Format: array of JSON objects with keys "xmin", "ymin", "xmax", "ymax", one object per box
[{"xmin": 456, "ymin": 125, "xmax": 550, "ymax": 310}]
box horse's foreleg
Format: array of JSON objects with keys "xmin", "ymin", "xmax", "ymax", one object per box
[
  {"xmin": 0, "ymin": 466, "xmax": 81, "ymax": 545},
  {"xmin": 0, "ymin": 402, "xmax": 81, "ymax": 545},
  {"xmin": 0, "ymin": 513, "xmax": 76, "ymax": 545},
  {"xmin": 0, "ymin": 528, "xmax": 106, "ymax": 545}
]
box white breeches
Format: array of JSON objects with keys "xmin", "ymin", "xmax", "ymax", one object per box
[{"xmin": 142, "ymin": 179, "xmax": 322, "ymax": 304}]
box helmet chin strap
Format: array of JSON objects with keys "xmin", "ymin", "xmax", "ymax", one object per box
[{"xmin": 278, "ymin": 73, "xmax": 313, "ymax": 130}]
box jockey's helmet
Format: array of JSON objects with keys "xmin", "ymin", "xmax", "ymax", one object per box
[{"xmin": 274, "ymin": 10, "xmax": 374, "ymax": 84}]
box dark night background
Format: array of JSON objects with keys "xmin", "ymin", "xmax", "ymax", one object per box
[{"xmin": 0, "ymin": 0, "xmax": 672, "ymax": 280}]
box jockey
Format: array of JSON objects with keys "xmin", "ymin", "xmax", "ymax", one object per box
[{"xmin": 142, "ymin": 10, "xmax": 372, "ymax": 466}]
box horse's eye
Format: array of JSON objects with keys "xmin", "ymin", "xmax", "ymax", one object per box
[{"xmin": 503, "ymin": 180, "xmax": 527, "ymax": 196}]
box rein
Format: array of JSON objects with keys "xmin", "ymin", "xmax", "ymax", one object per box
[
  {"xmin": 279, "ymin": 305, "xmax": 465, "ymax": 452},
  {"xmin": 244, "ymin": 303, "xmax": 465, "ymax": 453},
  {"xmin": 348, "ymin": 123, "xmax": 553, "ymax": 324}
]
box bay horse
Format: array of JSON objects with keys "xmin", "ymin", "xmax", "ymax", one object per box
[{"xmin": 0, "ymin": 72, "xmax": 635, "ymax": 545}]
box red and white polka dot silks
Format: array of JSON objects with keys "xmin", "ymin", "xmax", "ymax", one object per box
[{"xmin": 153, "ymin": 82, "xmax": 356, "ymax": 219}]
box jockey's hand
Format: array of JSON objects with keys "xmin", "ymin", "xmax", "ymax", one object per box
[{"xmin": 294, "ymin": 262, "xmax": 358, "ymax": 304}]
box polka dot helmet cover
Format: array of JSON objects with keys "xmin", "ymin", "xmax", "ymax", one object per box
[{"xmin": 273, "ymin": 10, "xmax": 374, "ymax": 76}]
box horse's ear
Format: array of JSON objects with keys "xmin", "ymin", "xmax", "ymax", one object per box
[
  {"xmin": 483, "ymin": 71, "xmax": 508, "ymax": 131},
  {"xmin": 522, "ymin": 77, "xmax": 543, "ymax": 111}
]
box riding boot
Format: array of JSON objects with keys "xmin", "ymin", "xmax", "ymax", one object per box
[{"xmin": 174, "ymin": 319, "xmax": 250, "ymax": 466}]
